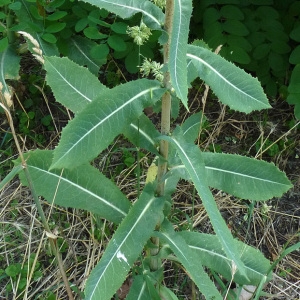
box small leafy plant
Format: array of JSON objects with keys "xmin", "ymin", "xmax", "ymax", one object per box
[{"xmin": 1, "ymin": 1, "xmax": 293, "ymax": 299}]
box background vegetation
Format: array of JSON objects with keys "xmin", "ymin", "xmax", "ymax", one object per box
[{"xmin": 1, "ymin": 0, "xmax": 299, "ymax": 299}]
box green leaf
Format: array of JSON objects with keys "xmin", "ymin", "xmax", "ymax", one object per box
[
  {"xmin": 46, "ymin": 10, "xmax": 68, "ymax": 21},
  {"xmin": 5, "ymin": 264, "xmax": 21, "ymax": 277},
  {"xmin": 289, "ymin": 46, "xmax": 300, "ymax": 64},
  {"xmin": 126, "ymin": 275, "xmax": 151, "ymax": 300},
  {"xmin": 51, "ymin": 79, "xmax": 166, "ymax": 169},
  {"xmin": 90, "ymin": 43, "xmax": 109, "ymax": 60},
  {"xmin": 107, "ymin": 35, "xmax": 127, "ymax": 51},
  {"xmin": 45, "ymin": 22, "xmax": 66, "ymax": 33},
  {"xmin": 157, "ymin": 220, "xmax": 222, "ymax": 299},
  {"xmin": 65, "ymin": 36, "xmax": 104, "ymax": 75},
  {"xmin": 169, "ymin": 0, "xmax": 192, "ymax": 108},
  {"xmin": 83, "ymin": 26, "xmax": 108, "ymax": 40},
  {"xmin": 187, "ymin": 44, "xmax": 270, "ymax": 113},
  {"xmin": 222, "ymin": 20, "xmax": 249, "ymax": 36},
  {"xmin": 79, "ymin": 0, "xmax": 164, "ymax": 30},
  {"xmin": 0, "ymin": 37, "xmax": 8, "ymax": 52},
  {"xmin": 179, "ymin": 231, "xmax": 271, "ymax": 285},
  {"xmin": 44, "ymin": 56, "xmax": 107, "ymax": 114},
  {"xmin": 203, "ymin": 152, "xmax": 291, "ymax": 200},
  {"xmin": 163, "ymin": 131, "xmax": 247, "ymax": 278},
  {"xmin": 123, "ymin": 113, "xmax": 160, "ymax": 155},
  {"xmin": 0, "ymin": 164, "xmax": 23, "ymax": 191},
  {"xmin": 220, "ymin": 5, "xmax": 244, "ymax": 20},
  {"xmin": 84, "ymin": 184, "xmax": 165, "ymax": 300},
  {"xmin": 41, "ymin": 33, "xmax": 57, "ymax": 44},
  {"xmin": 0, "ymin": 46, "xmax": 20, "ymax": 95},
  {"xmin": 111, "ymin": 22, "xmax": 128, "ymax": 34},
  {"xmin": 15, "ymin": 150, "xmax": 131, "ymax": 224},
  {"xmin": 181, "ymin": 112, "xmax": 206, "ymax": 143}
]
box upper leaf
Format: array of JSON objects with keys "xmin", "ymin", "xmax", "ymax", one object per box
[
  {"xmin": 179, "ymin": 231, "xmax": 271, "ymax": 285},
  {"xmin": 201, "ymin": 152, "xmax": 292, "ymax": 200},
  {"xmin": 169, "ymin": 0, "xmax": 192, "ymax": 107},
  {"xmin": 84, "ymin": 184, "xmax": 165, "ymax": 300},
  {"xmin": 44, "ymin": 56, "xmax": 107, "ymax": 114},
  {"xmin": 51, "ymin": 79, "xmax": 166, "ymax": 169},
  {"xmin": 15, "ymin": 150, "xmax": 131, "ymax": 224},
  {"xmin": 187, "ymin": 44, "xmax": 271, "ymax": 113},
  {"xmin": 79, "ymin": 0, "xmax": 164, "ymax": 30},
  {"xmin": 163, "ymin": 130, "xmax": 247, "ymax": 278}
]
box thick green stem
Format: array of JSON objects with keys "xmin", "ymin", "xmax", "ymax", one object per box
[{"xmin": 150, "ymin": 0, "xmax": 174, "ymax": 271}]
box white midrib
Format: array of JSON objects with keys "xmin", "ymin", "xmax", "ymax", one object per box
[
  {"xmin": 52, "ymin": 86, "xmax": 160, "ymax": 168},
  {"xmin": 173, "ymin": 164, "xmax": 287, "ymax": 186},
  {"xmin": 31, "ymin": 165, "xmax": 127, "ymax": 216},
  {"xmin": 47, "ymin": 60, "xmax": 93, "ymax": 103},
  {"xmin": 89, "ymin": 197, "xmax": 156, "ymax": 298},
  {"xmin": 129, "ymin": 123, "xmax": 155, "ymax": 145},
  {"xmin": 186, "ymin": 52, "xmax": 269, "ymax": 107}
]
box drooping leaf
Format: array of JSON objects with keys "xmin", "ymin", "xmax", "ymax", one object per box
[
  {"xmin": 84, "ymin": 184, "xmax": 165, "ymax": 300},
  {"xmin": 163, "ymin": 130, "xmax": 247, "ymax": 278},
  {"xmin": 201, "ymin": 152, "xmax": 292, "ymax": 200},
  {"xmin": 187, "ymin": 44, "xmax": 270, "ymax": 113},
  {"xmin": 179, "ymin": 231, "xmax": 271, "ymax": 285},
  {"xmin": 44, "ymin": 56, "xmax": 107, "ymax": 114},
  {"xmin": 0, "ymin": 164, "xmax": 23, "ymax": 191},
  {"xmin": 123, "ymin": 113, "xmax": 160, "ymax": 155},
  {"xmin": 79, "ymin": 0, "xmax": 164, "ymax": 30},
  {"xmin": 157, "ymin": 220, "xmax": 222, "ymax": 299},
  {"xmin": 0, "ymin": 46, "xmax": 20, "ymax": 95},
  {"xmin": 15, "ymin": 150, "xmax": 131, "ymax": 224},
  {"xmin": 51, "ymin": 79, "xmax": 166, "ymax": 169},
  {"xmin": 169, "ymin": 0, "xmax": 192, "ymax": 107}
]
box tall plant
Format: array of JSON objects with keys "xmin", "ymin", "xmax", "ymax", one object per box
[{"xmin": 1, "ymin": 0, "xmax": 293, "ymax": 299}]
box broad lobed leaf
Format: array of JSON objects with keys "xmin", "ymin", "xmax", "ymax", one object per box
[
  {"xmin": 169, "ymin": 0, "xmax": 192, "ymax": 107},
  {"xmin": 85, "ymin": 184, "xmax": 165, "ymax": 300},
  {"xmin": 51, "ymin": 79, "xmax": 166, "ymax": 169},
  {"xmin": 187, "ymin": 44, "xmax": 271, "ymax": 113},
  {"xmin": 79, "ymin": 0, "xmax": 164, "ymax": 30},
  {"xmin": 15, "ymin": 150, "xmax": 130, "ymax": 224}
]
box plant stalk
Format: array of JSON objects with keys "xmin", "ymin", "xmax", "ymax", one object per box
[{"xmin": 150, "ymin": 0, "xmax": 174, "ymax": 272}]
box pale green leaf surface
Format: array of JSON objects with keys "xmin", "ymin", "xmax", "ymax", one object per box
[
  {"xmin": 179, "ymin": 231, "xmax": 271, "ymax": 285},
  {"xmin": 15, "ymin": 150, "xmax": 130, "ymax": 224},
  {"xmin": 163, "ymin": 131, "xmax": 247, "ymax": 277},
  {"xmin": 0, "ymin": 164, "xmax": 23, "ymax": 191},
  {"xmin": 187, "ymin": 45, "xmax": 270, "ymax": 113},
  {"xmin": 201, "ymin": 152, "xmax": 292, "ymax": 200},
  {"xmin": 44, "ymin": 56, "xmax": 107, "ymax": 114},
  {"xmin": 169, "ymin": 0, "xmax": 192, "ymax": 107},
  {"xmin": 123, "ymin": 113, "xmax": 160, "ymax": 155},
  {"xmin": 85, "ymin": 184, "xmax": 165, "ymax": 300},
  {"xmin": 79, "ymin": 0, "xmax": 164, "ymax": 30},
  {"xmin": 0, "ymin": 46, "xmax": 20, "ymax": 95},
  {"xmin": 157, "ymin": 220, "xmax": 222, "ymax": 299},
  {"xmin": 51, "ymin": 79, "xmax": 165, "ymax": 169}
]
